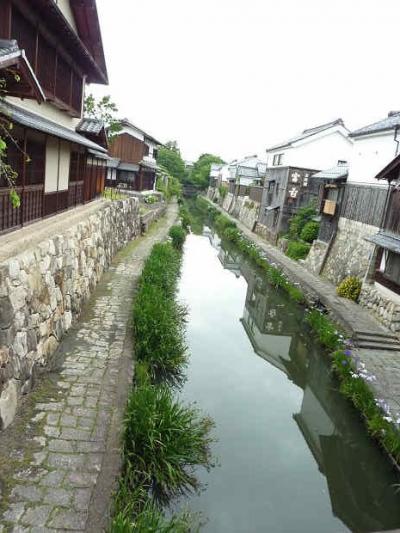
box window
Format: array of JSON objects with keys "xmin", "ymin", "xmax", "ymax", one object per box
[
  {"xmin": 273, "ymin": 153, "xmax": 283, "ymax": 166},
  {"xmin": 268, "ymin": 180, "xmax": 276, "ymax": 192}
]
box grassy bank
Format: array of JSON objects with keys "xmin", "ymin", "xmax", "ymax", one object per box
[
  {"xmin": 198, "ymin": 195, "xmax": 400, "ymax": 467},
  {"xmin": 111, "ymin": 218, "xmax": 215, "ymax": 531},
  {"xmin": 196, "ymin": 196, "xmax": 304, "ymax": 303}
]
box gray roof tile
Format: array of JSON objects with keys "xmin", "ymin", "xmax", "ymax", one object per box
[
  {"xmin": 76, "ymin": 118, "xmax": 105, "ymax": 135},
  {"xmin": 350, "ymin": 113, "xmax": 400, "ymax": 137},
  {"xmin": 0, "ymin": 100, "xmax": 107, "ymax": 153},
  {"xmin": 266, "ymin": 119, "xmax": 346, "ymax": 151}
]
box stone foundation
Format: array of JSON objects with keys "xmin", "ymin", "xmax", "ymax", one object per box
[
  {"xmin": 304, "ymin": 240, "xmax": 330, "ymax": 275},
  {"xmin": 322, "ymin": 217, "xmax": 378, "ymax": 285},
  {"xmin": 359, "ymin": 282, "xmax": 400, "ymax": 333},
  {"xmin": 0, "ymin": 198, "xmax": 144, "ymax": 429}
]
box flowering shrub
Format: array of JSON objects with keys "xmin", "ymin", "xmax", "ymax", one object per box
[{"xmin": 336, "ymin": 276, "xmax": 362, "ymax": 301}]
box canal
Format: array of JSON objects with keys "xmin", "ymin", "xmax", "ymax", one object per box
[{"xmin": 176, "ymin": 222, "xmax": 400, "ymax": 532}]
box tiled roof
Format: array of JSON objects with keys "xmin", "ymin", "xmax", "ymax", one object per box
[
  {"xmin": 120, "ymin": 118, "xmax": 162, "ymax": 146},
  {"xmin": 0, "ymin": 40, "xmax": 45, "ymax": 102},
  {"xmin": 312, "ymin": 164, "xmax": 348, "ymax": 180},
  {"xmin": 0, "ymin": 100, "xmax": 107, "ymax": 152},
  {"xmin": 266, "ymin": 119, "xmax": 346, "ymax": 152},
  {"xmin": 76, "ymin": 117, "xmax": 105, "ymax": 135},
  {"xmin": 0, "ymin": 39, "xmax": 19, "ymax": 57},
  {"xmin": 350, "ymin": 113, "xmax": 400, "ymax": 138},
  {"xmin": 366, "ymin": 232, "xmax": 400, "ymax": 254}
]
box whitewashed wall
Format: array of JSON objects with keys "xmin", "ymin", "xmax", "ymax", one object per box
[
  {"xmin": 266, "ymin": 130, "xmax": 353, "ymax": 171},
  {"xmin": 347, "ymin": 132, "xmax": 398, "ymax": 185}
]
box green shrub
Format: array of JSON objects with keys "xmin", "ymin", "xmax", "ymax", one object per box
[
  {"xmin": 169, "ymin": 225, "xmax": 186, "ymax": 251},
  {"xmin": 286, "ymin": 240, "xmax": 311, "ymax": 260},
  {"xmin": 123, "ymin": 384, "xmax": 214, "ymax": 502},
  {"xmin": 336, "ymin": 276, "xmax": 362, "ymax": 301},
  {"xmin": 288, "ymin": 205, "xmax": 316, "ymax": 239},
  {"xmin": 300, "ymin": 221, "xmax": 320, "ymax": 243}
]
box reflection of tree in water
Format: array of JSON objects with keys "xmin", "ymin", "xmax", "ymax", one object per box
[{"xmin": 235, "ymin": 260, "xmax": 400, "ymax": 532}]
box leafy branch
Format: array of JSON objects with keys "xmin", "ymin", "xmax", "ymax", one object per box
[{"xmin": 84, "ymin": 93, "xmax": 122, "ymax": 142}]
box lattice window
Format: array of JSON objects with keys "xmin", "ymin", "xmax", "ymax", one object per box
[
  {"xmin": 25, "ymin": 137, "xmax": 45, "ymax": 185},
  {"xmin": 71, "ymin": 71, "xmax": 83, "ymax": 113}
]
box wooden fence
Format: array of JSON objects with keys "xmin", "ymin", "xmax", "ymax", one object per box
[{"xmin": 340, "ymin": 183, "xmax": 387, "ymax": 227}]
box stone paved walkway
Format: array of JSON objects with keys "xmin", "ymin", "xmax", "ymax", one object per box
[
  {"xmin": 207, "ymin": 199, "xmax": 400, "ymax": 425},
  {"xmin": 0, "ymin": 202, "xmax": 177, "ymax": 532}
]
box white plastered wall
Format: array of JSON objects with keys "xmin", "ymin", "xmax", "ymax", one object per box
[{"xmin": 45, "ymin": 138, "xmax": 71, "ymax": 193}]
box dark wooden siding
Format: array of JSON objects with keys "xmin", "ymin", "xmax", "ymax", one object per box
[
  {"xmin": 0, "ymin": 4, "xmax": 84, "ymax": 115},
  {"xmin": 340, "ymin": 183, "xmax": 387, "ymax": 227},
  {"xmin": 109, "ymin": 134, "xmax": 145, "ymax": 164}
]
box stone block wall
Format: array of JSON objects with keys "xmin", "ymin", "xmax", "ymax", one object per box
[
  {"xmin": 321, "ymin": 217, "xmax": 378, "ymax": 285},
  {"xmin": 304, "ymin": 240, "xmax": 330, "ymax": 275},
  {"xmin": 0, "ymin": 198, "xmax": 141, "ymax": 429},
  {"xmin": 359, "ymin": 283, "xmax": 400, "ymax": 333}
]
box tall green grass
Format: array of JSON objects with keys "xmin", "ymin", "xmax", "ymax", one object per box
[
  {"xmin": 111, "ymin": 227, "xmax": 215, "ymax": 531},
  {"xmin": 133, "ymin": 242, "xmax": 187, "ymax": 386}
]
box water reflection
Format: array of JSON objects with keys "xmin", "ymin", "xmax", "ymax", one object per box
[{"xmin": 223, "ymin": 239, "xmax": 400, "ymax": 532}]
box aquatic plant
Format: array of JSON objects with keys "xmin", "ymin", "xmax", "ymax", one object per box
[
  {"xmin": 123, "ymin": 384, "xmax": 215, "ymax": 503},
  {"xmin": 305, "ymin": 309, "xmax": 342, "ymax": 351},
  {"xmin": 169, "ymin": 225, "xmax": 187, "ymax": 251},
  {"xmin": 179, "ymin": 206, "xmax": 191, "ymax": 231}
]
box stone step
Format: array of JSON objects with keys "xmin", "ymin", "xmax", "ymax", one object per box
[
  {"xmin": 354, "ymin": 330, "xmax": 399, "ymax": 341},
  {"xmin": 356, "ymin": 340, "xmax": 400, "ymax": 351},
  {"xmin": 355, "ymin": 334, "xmax": 400, "ymax": 345}
]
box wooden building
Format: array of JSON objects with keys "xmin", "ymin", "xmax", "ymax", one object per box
[
  {"xmin": 0, "ymin": 0, "xmax": 108, "ymax": 234},
  {"xmin": 107, "ymin": 119, "xmax": 162, "ymax": 192},
  {"xmin": 366, "ymin": 155, "xmax": 400, "ymax": 295},
  {"xmin": 258, "ymin": 166, "xmax": 319, "ymax": 243}
]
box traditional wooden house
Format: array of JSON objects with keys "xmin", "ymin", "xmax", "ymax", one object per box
[
  {"xmin": 316, "ymin": 113, "xmax": 400, "ymax": 285},
  {"xmin": 0, "ymin": 0, "xmax": 109, "ymax": 234},
  {"xmin": 258, "ymin": 119, "xmax": 353, "ymax": 243},
  {"xmin": 106, "ymin": 119, "xmax": 162, "ymax": 191}
]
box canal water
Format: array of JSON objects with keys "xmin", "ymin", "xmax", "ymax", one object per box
[{"xmin": 176, "ymin": 225, "xmax": 400, "ymax": 533}]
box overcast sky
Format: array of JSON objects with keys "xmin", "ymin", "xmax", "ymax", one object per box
[{"xmin": 90, "ymin": 0, "xmax": 400, "ymax": 163}]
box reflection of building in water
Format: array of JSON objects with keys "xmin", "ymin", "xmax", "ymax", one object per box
[
  {"xmin": 217, "ymin": 247, "xmax": 241, "ymax": 278},
  {"xmin": 241, "ymin": 268, "xmax": 400, "ymax": 532},
  {"xmin": 203, "ymin": 226, "xmax": 221, "ymax": 251}
]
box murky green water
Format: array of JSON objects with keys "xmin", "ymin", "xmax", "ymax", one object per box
[{"xmin": 177, "ymin": 226, "xmax": 400, "ymax": 533}]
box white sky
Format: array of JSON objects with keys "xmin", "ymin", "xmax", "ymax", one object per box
[{"xmin": 90, "ymin": 0, "xmax": 400, "ymax": 162}]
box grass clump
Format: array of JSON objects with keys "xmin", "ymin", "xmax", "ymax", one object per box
[
  {"xmin": 179, "ymin": 206, "xmax": 191, "ymax": 231},
  {"xmin": 169, "ymin": 225, "xmax": 186, "ymax": 251},
  {"xmin": 305, "ymin": 309, "xmax": 342, "ymax": 351},
  {"xmin": 336, "ymin": 276, "xmax": 362, "ymax": 302},
  {"xmin": 133, "ymin": 242, "xmax": 187, "ymax": 386},
  {"xmin": 286, "ymin": 240, "xmax": 311, "ymax": 260},
  {"xmin": 123, "ymin": 384, "xmax": 214, "ymax": 503}
]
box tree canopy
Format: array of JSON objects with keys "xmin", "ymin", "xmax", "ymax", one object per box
[
  {"xmin": 84, "ymin": 94, "xmax": 122, "ymax": 141},
  {"xmin": 156, "ymin": 142, "xmax": 186, "ymax": 182},
  {"xmin": 190, "ymin": 153, "xmax": 225, "ymax": 189}
]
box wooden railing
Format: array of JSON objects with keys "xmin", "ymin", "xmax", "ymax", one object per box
[
  {"xmin": 68, "ymin": 181, "xmax": 84, "ymax": 208},
  {"xmin": 0, "ymin": 185, "xmax": 44, "ymax": 234}
]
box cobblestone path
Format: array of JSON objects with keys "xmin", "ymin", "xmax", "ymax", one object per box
[{"xmin": 0, "ymin": 203, "xmax": 177, "ymax": 532}]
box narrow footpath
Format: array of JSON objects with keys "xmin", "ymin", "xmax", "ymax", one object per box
[
  {"xmin": 206, "ymin": 199, "xmax": 400, "ymax": 427},
  {"xmin": 0, "ymin": 202, "xmax": 177, "ymax": 532}
]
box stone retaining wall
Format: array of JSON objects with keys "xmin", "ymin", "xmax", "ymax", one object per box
[
  {"xmin": 304, "ymin": 240, "xmax": 330, "ymax": 275},
  {"xmin": 360, "ymin": 282, "xmax": 400, "ymax": 333},
  {"xmin": 321, "ymin": 217, "xmax": 378, "ymax": 285},
  {"xmin": 0, "ymin": 198, "xmax": 143, "ymax": 429}
]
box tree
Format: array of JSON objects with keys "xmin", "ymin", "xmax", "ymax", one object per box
[
  {"xmin": 0, "ymin": 75, "xmax": 24, "ymax": 207},
  {"xmin": 156, "ymin": 142, "xmax": 186, "ymax": 182},
  {"xmin": 190, "ymin": 153, "xmax": 225, "ymax": 190},
  {"xmin": 84, "ymin": 94, "xmax": 122, "ymax": 141}
]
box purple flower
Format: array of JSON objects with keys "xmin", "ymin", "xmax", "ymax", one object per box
[
  {"xmin": 344, "ymin": 349, "xmax": 352, "ymax": 356},
  {"xmin": 341, "ymin": 360, "xmax": 348, "ymax": 366}
]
